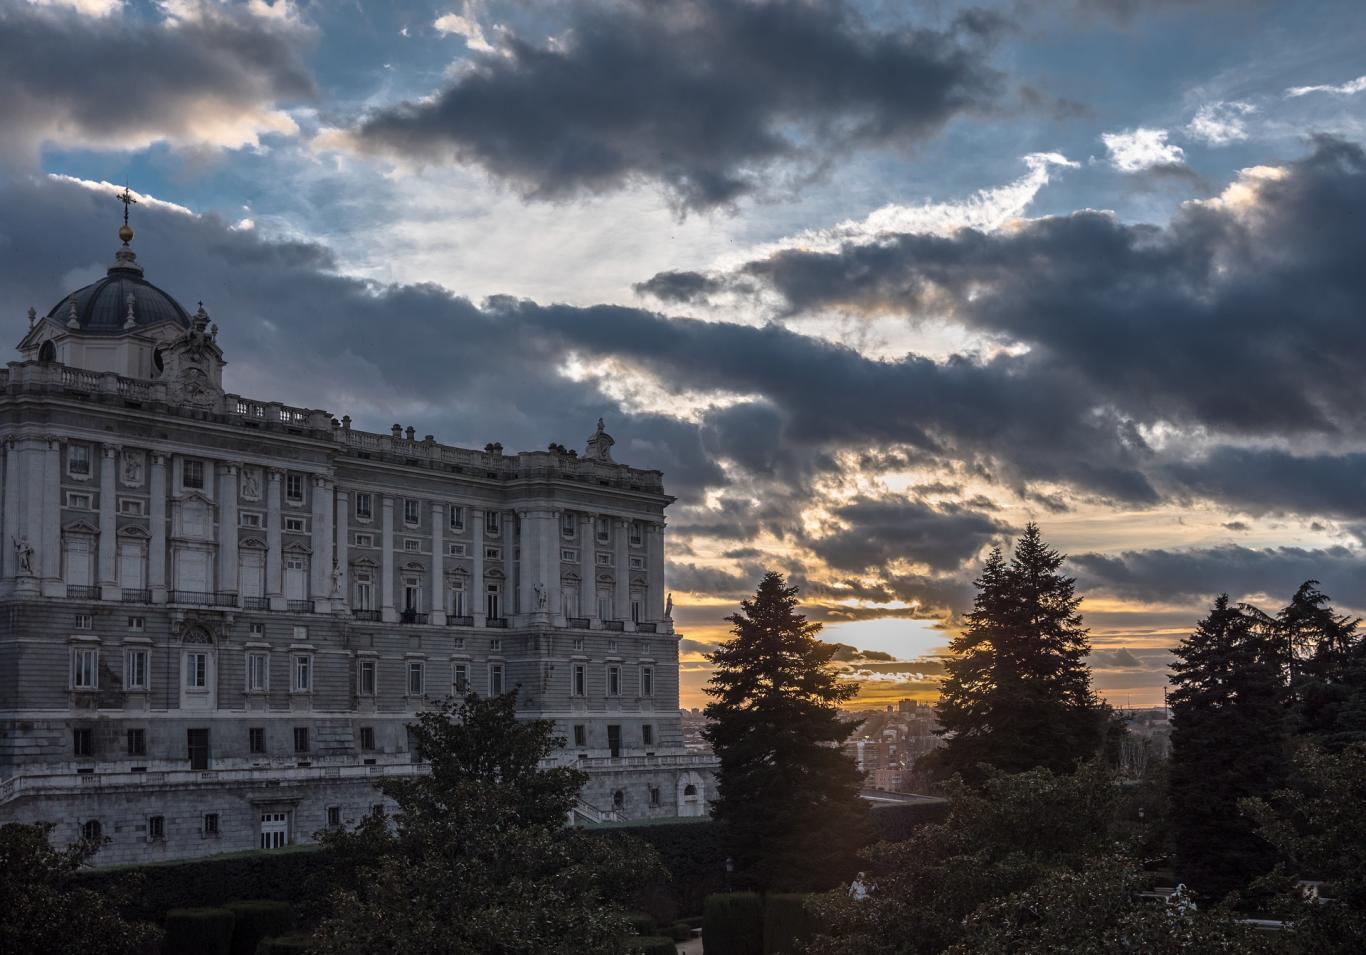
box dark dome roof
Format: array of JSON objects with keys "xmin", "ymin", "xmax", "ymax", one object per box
[{"xmin": 46, "ymin": 249, "xmax": 191, "ymax": 335}]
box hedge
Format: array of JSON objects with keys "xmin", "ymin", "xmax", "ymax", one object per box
[
  {"xmin": 256, "ymin": 934, "xmax": 313, "ymax": 954},
  {"xmin": 628, "ymin": 937, "xmax": 679, "ymax": 955},
  {"xmin": 225, "ymin": 900, "xmax": 293, "ymax": 955},
  {"xmin": 703, "ymin": 892, "xmax": 764, "ymax": 955},
  {"xmin": 164, "ymin": 906, "xmax": 236, "ymax": 955},
  {"xmin": 625, "ymin": 911, "xmax": 658, "ymax": 935},
  {"xmin": 763, "ymin": 894, "xmax": 818, "ymax": 955}
]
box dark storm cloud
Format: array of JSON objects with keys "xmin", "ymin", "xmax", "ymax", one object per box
[
  {"xmin": 633, "ymin": 270, "xmax": 727, "ymax": 305},
  {"xmin": 1070, "ymin": 544, "xmax": 1366, "ymax": 606},
  {"xmin": 348, "ymin": 0, "xmax": 1005, "ymax": 210},
  {"xmin": 805, "ymin": 497, "xmax": 1009, "ymax": 573},
  {"xmin": 0, "ymin": 1, "xmax": 314, "ymax": 163},
  {"xmin": 1162, "ymin": 447, "xmax": 1366, "ymax": 520}
]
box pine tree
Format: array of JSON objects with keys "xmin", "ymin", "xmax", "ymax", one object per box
[
  {"xmin": 1276, "ymin": 581, "xmax": 1366, "ymax": 749},
  {"xmin": 1168, "ymin": 595, "xmax": 1289, "ymax": 899},
  {"xmin": 702, "ymin": 571, "xmax": 868, "ymax": 892},
  {"xmin": 931, "ymin": 524, "xmax": 1106, "ymax": 780}
]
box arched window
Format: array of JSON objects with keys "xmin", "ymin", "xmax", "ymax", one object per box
[
  {"xmin": 38, "ymin": 340, "xmax": 56, "ymax": 363},
  {"xmin": 81, "ymin": 819, "xmax": 102, "ymax": 841},
  {"xmin": 612, "ymin": 789, "xmax": 625, "ymax": 809},
  {"xmin": 683, "ymin": 784, "xmax": 697, "ymax": 797}
]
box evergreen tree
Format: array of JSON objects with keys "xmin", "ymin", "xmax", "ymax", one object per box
[
  {"xmin": 702, "ymin": 571, "xmax": 868, "ymax": 892},
  {"xmin": 932, "ymin": 524, "xmax": 1106, "ymax": 780},
  {"xmin": 1275, "ymin": 581, "xmax": 1366, "ymax": 749},
  {"xmin": 1168, "ymin": 595, "xmax": 1289, "ymax": 899}
]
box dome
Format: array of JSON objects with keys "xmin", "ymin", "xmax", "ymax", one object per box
[{"xmin": 46, "ymin": 248, "xmax": 192, "ymax": 335}]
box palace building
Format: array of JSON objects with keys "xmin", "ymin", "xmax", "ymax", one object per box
[{"xmin": 0, "ymin": 207, "xmax": 713, "ymax": 866}]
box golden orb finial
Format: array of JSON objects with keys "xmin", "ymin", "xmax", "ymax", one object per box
[{"xmin": 118, "ymin": 223, "xmax": 134, "ymax": 244}]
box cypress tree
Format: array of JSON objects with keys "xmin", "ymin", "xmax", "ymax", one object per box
[
  {"xmin": 1168, "ymin": 595, "xmax": 1289, "ymax": 898},
  {"xmin": 702, "ymin": 571, "xmax": 868, "ymax": 892},
  {"xmin": 932, "ymin": 523, "xmax": 1106, "ymax": 780}
]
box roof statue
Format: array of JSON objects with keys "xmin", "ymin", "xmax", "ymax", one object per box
[{"xmin": 585, "ymin": 417, "xmax": 615, "ymax": 463}]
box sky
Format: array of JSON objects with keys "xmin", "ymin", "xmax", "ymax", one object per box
[{"xmin": 2, "ymin": 0, "xmax": 1365, "ymax": 709}]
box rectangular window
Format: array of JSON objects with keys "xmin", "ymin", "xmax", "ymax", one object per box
[
  {"xmin": 407, "ymin": 661, "xmax": 425, "ymax": 696},
  {"xmin": 596, "ymin": 553, "xmax": 613, "ymax": 566},
  {"xmin": 449, "ymin": 584, "xmax": 467, "ymax": 617},
  {"xmin": 250, "ymin": 622, "xmax": 264, "ymax": 637},
  {"xmin": 249, "ymin": 727, "xmax": 266, "ymax": 754},
  {"xmin": 182, "ymin": 459, "xmax": 204, "ymax": 490},
  {"xmin": 573, "ymin": 637, "xmax": 585, "ymax": 651},
  {"xmin": 649, "ymin": 786, "xmax": 661, "ymax": 807},
  {"xmin": 360, "ymin": 726, "xmax": 376, "ymax": 751},
  {"xmin": 327, "ymin": 806, "xmax": 341, "ymax": 827},
  {"xmin": 642, "ymin": 666, "xmax": 654, "ymax": 697},
  {"xmin": 247, "ymin": 652, "xmax": 269, "ymax": 692},
  {"xmin": 293, "ymin": 727, "xmax": 310, "ymax": 753},
  {"xmin": 203, "ymin": 813, "xmax": 220, "ymax": 835},
  {"xmin": 126, "ymin": 649, "xmax": 148, "ymax": 690},
  {"xmin": 119, "ymin": 498, "xmax": 146, "ymax": 516},
  {"xmin": 485, "ymin": 511, "xmax": 500, "ymax": 535},
  {"xmin": 489, "ymin": 638, "xmax": 502, "ymax": 652},
  {"xmin": 127, "ymin": 616, "xmax": 144, "ymax": 632},
  {"xmin": 284, "ymin": 517, "xmax": 306, "ymax": 533},
  {"xmin": 609, "ymin": 640, "xmax": 619, "ymax": 653},
  {"xmin": 596, "ymin": 519, "xmax": 610, "ymax": 543},
  {"xmin": 643, "ymin": 724, "xmax": 655, "ymax": 746},
  {"xmin": 402, "ymin": 579, "xmax": 421, "ymax": 613},
  {"xmin": 629, "ymin": 523, "xmax": 643, "ymax": 546},
  {"xmin": 355, "ymin": 574, "xmax": 373, "ymax": 611},
  {"xmin": 403, "ymin": 539, "xmax": 420, "ymax": 552},
  {"xmin": 486, "ymin": 586, "xmax": 501, "ymax": 620},
  {"xmin": 484, "ymin": 546, "xmax": 502, "ymax": 561},
  {"xmin": 355, "ymin": 533, "xmax": 375, "ymax": 548},
  {"xmin": 285, "ymin": 473, "xmax": 304, "ymax": 501},
  {"xmin": 629, "ymin": 556, "xmax": 645, "ymax": 570},
  {"xmin": 293, "ymin": 625, "xmax": 308, "ymax": 641},
  {"xmin": 404, "ymin": 499, "xmax": 420, "ymax": 524},
  {"xmin": 127, "ymin": 728, "xmax": 146, "ymax": 756},
  {"xmin": 75, "ymin": 614, "xmax": 93, "ymax": 630},
  {"xmin": 631, "ymin": 598, "xmax": 644, "ymax": 623},
  {"xmin": 148, "ymin": 815, "xmax": 165, "ymax": 840},
  {"xmin": 449, "ymin": 505, "xmax": 465, "ymax": 530},
  {"xmin": 185, "ymin": 652, "xmax": 208, "ymax": 689},
  {"xmin": 240, "ymin": 511, "xmax": 263, "ymax": 528},
  {"xmin": 561, "ymin": 548, "xmax": 578, "ymax": 562},
  {"xmin": 293, "ymin": 655, "xmax": 312, "ymax": 692},
  {"xmin": 72, "ymin": 648, "xmax": 98, "ymax": 689},
  {"xmin": 489, "ymin": 663, "xmax": 505, "ymax": 695},
  {"xmin": 358, "ymin": 658, "xmax": 377, "ymax": 696},
  {"xmin": 355, "ymin": 493, "xmax": 373, "ymax": 520},
  {"xmin": 561, "ymin": 512, "xmax": 577, "ymax": 537},
  {"xmin": 573, "ymin": 663, "xmax": 586, "ymax": 697},
  {"xmin": 607, "ymin": 665, "xmax": 621, "ymax": 697},
  {"xmin": 73, "ymin": 727, "xmax": 93, "ymax": 757},
  {"xmin": 65, "ymin": 492, "xmax": 93, "ymax": 510},
  {"xmin": 573, "ymin": 724, "xmax": 587, "ymax": 748},
  {"xmin": 447, "ymin": 542, "xmax": 467, "ymax": 557},
  {"xmin": 69, "ymin": 444, "xmax": 91, "ymax": 477},
  {"xmin": 453, "ymin": 663, "xmax": 469, "ymax": 694}
]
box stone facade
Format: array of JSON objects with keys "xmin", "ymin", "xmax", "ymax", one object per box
[{"xmin": 0, "ymin": 228, "xmax": 715, "ymax": 865}]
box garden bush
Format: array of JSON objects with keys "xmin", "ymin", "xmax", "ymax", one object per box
[
  {"xmin": 628, "ymin": 936, "xmax": 679, "ymax": 955},
  {"xmin": 703, "ymin": 892, "xmax": 764, "ymax": 955},
  {"xmin": 625, "ymin": 911, "xmax": 658, "ymax": 935},
  {"xmin": 668, "ymin": 921, "xmax": 695, "ymax": 941},
  {"xmin": 163, "ymin": 906, "xmax": 236, "ymax": 955},
  {"xmin": 763, "ymin": 894, "xmax": 817, "ymax": 955},
  {"xmin": 256, "ymin": 933, "xmax": 313, "ymax": 954},
  {"xmin": 225, "ymin": 900, "xmax": 293, "ymax": 955}
]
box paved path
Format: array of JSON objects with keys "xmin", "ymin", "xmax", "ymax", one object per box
[{"xmin": 675, "ymin": 938, "xmax": 703, "ymax": 954}]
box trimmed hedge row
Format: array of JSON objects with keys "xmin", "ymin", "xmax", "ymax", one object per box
[
  {"xmin": 164, "ymin": 906, "xmax": 236, "ymax": 955},
  {"xmin": 257, "ymin": 934, "xmax": 313, "ymax": 954},
  {"xmin": 703, "ymin": 893, "xmax": 764, "ymax": 955},
  {"xmin": 627, "ymin": 938, "xmax": 680, "ymax": 955},
  {"xmin": 762, "ymin": 894, "xmax": 818, "ymax": 955},
  {"xmin": 226, "ymin": 900, "xmax": 293, "ymax": 955}
]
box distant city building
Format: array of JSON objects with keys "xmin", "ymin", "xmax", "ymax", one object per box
[{"xmin": 0, "ymin": 217, "xmax": 715, "ymax": 865}]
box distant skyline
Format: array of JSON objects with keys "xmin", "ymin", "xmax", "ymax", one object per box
[{"xmin": 3, "ymin": 0, "xmax": 1365, "ymax": 709}]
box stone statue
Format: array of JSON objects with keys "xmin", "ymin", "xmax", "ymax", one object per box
[
  {"xmin": 534, "ymin": 581, "xmax": 547, "ymax": 610},
  {"xmin": 331, "ymin": 560, "xmax": 344, "ymax": 597},
  {"xmin": 242, "ymin": 468, "xmax": 261, "ymax": 500},
  {"xmin": 665, "ymin": 592, "xmax": 673, "ymax": 619},
  {"xmin": 12, "ymin": 535, "xmax": 34, "ymax": 576},
  {"xmin": 121, "ymin": 449, "xmax": 143, "ymax": 485},
  {"xmin": 584, "ymin": 417, "xmax": 616, "ymax": 463}
]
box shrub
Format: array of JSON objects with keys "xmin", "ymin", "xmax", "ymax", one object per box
[
  {"xmin": 628, "ymin": 937, "xmax": 679, "ymax": 955},
  {"xmin": 703, "ymin": 893, "xmax": 764, "ymax": 955},
  {"xmin": 625, "ymin": 911, "xmax": 658, "ymax": 935},
  {"xmin": 225, "ymin": 900, "xmax": 293, "ymax": 955},
  {"xmin": 163, "ymin": 907, "xmax": 236, "ymax": 955},
  {"xmin": 763, "ymin": 894, "xmax": 817, "ymax": 955},
  {"xmin": 668, "ymin": 921, "xmax": 695, "ymax": 941},
  {"xmin": 256, "ymin": 933, "xmax": 313, "ymax": 954}
]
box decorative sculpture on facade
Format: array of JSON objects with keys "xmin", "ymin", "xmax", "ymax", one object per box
[
  {"xmin": 241, "ymin": 467, "xmax": 261, "ymax": 501},
  {"xmin": 331, "ymin": 560, "xmax": 344, "ymax": 597},
  {"xmin": 534, "ymin": 581, "xmax": 547, "ymax": 610},
  {"xmin": 122, "ymin": 449, "xmax": 144, "ymax": 486},
  {"xmin": 12, "ymin": 535, "xmax": 34, "ymax": 575},
  {"xmin": 585, "ymin": 417, "xmax": 615, "ymax": 463},
  {"xmin": 665, "ymin": 592, "xmax": 673, "ymax": 619}
]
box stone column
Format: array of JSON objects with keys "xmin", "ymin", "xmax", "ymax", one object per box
[
  {"xmin": 580, "ymin": 513, "xmax": 596, "ymax": 626},
  {"xmin": 2, "ymin": 440, "xmax": 16, "ymax": 578},
  {"xmin": 545, "ymin": 509, "xmax": 561, "ymax": 626},
  {"xmin": 614, "ymin": 519, "xmax": 629, "ymax": 628},
  {"xmin": 472, "ymin": 507, "xmax": 486, "ymax": 626},
  {"xmin": 380, "ymin": 496, "xmax": 396, "ymax": 622},
  {"xmin": 335, "ymin": 488, "xmax": 349, "ymax": 611},
  {"xmin": 646, "ymin": 521, "xmax": 665, "ymax": 622},
  {"xmin": 40, "ymin": 437, "xmax": 61, "ymax": 593},
  {"xmin": 430, "ymin": 502, "xmax": 445, "ymax": 624},
  {"xmin": 149, "ymin": 453, "xmax": 167, "ymax": 602},
  {"xmin": 310, "ymin": 477, "xmax": 334, "ymax": 606},
  {"xmin": 266, "ymin": 469, "xmax": 283, "ymax": 608},
  {"xmin": 98, "ymin": 445, "xmax": 118, "ymax": 596},
  {"xmin": 516, "ymin": 509, "xmax": 533, "ymax": 621},
  {"xmin": 218, "ymin": 464, "xmax": 239, "ymax": 595}
]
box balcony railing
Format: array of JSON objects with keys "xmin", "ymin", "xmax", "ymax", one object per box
[
  {"xmin": 169, "ymin": 590, "xmax": 213, "ymax": 606},
  {"xmin": 566, "ymin": 617, "xmax": 590, "ymax": 629},
  {"xmin": 603, "ymin": 619, "xmax": 625, "ymax": 632},
  {"xmin": 446, "ymin": 615, "xmax": 474, "ymax": 627},
  {"xmin": 121, "ymin": 588, "xmax": 150, "ymax": 604},
  {"xmin": 212, "ymin": 592, "xmax": 238, "ymax": 608},
  {"xmin": 636, "ymin": 622, "xmax": 658, "ymax": 633},
  {"xmin": 242, "ymin": 597, "xmax": 270, "ymax": 610},
  {"xmin": 486, "ymin": 617, "xmax": 508, "ymax": 629},
  {"xmin": 352, "ymin": 609, "xmax": 381, "ymax": 622},
  {"xmin": 286, "ymin": 599, "xmax": 315, "ymax": 613},
  {"xmin": 66, "ymin": 585, "xmax": 99, "ymax": 600},
  {"xmin": 400, "ymin": 610, "xmax": 429, "ymax": 625}
]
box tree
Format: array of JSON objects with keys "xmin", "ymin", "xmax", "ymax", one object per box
[
  {"xmin": 0, "ymin": 822, "xmax": 161, "ymax": 954},
  {"xmin": 313, "ymin": 691, "xmax": 662, "ymax": 955},
  {"xmin": 1168, "ymin": 595, "xmax": 1289, "ymax": 899},
  {"xmin": 702, "ymin": 570, "xmax": 868, "ymax": 892},
  {"xmin": 1273, "ymin": 581, "xmax": 1366, "ymax": 749},
  {"xmin": 931, "ymin": 524, "xmax": 1107, "ymax": 780}
]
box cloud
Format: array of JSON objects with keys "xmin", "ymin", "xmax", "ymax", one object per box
[
  {"xmin": 433, "ymin": 2, "xmax": 494, "ymax": 53},
  {"xmin": 1185, "ymin": 100, "xmax": 1255, "ymax": 146},
  {"xmin": 27, "ymin": 0, "xmax": 122, "ymax": 15},
  {"xmin": 1286, "ymin": 75, "xmax": 1366, "ymax": 98},
  {"xmin": 1100, "ymin": 127, "xmax": 1186, "ymax": 172},
  {"xmin": 0, "ymin": 0, "xmax": 314, "ymax": 165},
  {"xmin": 805, "ymin": 497, "xmax": 1009, "ymax": 574},
  {"xmin": 341, "ymin": 0, "xmax": 1006, "ymax": 210}
]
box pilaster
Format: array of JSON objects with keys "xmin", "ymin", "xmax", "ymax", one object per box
[
  {"xmin": 472, "ymin": 507, "xmax": 486, "ymax": 626},
  {"xmin": 430, "ymin": 502, "xmax": 445, "ymax": 625},
  {"xmin": 148, "ymin": 452, "xmax": 167, "ymax": 602},
  {"xmin": 266, "ymin": 468, "xmax": 283, "ymax": 609},
  {"xmin": 380, "ymin": 496, "xmax": 396, "ymax": 622},
  {"xmin": 218, "ymin": 464, "xmax": 239, "ymax": 595},
  {"xmin": 580, "ymin": 513, "xmax": 596, "ymax": 626},
  {"xmin": 614, "ymin": 518, "xmax": 630, "ymax": 629},
  {"xmin": 98, "ymin": 445, "xmax": 119, "ymax": 596},
  {"xmin": 334, "ymin": 488, "xmax": 349, "ymax": 613}
]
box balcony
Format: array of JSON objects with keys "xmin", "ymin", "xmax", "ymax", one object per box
[
  {"xmin": 566, "ymin": 617, "xmax": 590, "ymax": 629},
  {"xmin": 486, "ymin": 617, "xmax": 508, "ymax": 629},
  {"xmin": 400, "ymin": 610, "xmax": 429, "ymax": 626},
  {"xmin": 121, "ymin": 588, "xmax": 150, "ymax": 604},
  {"xmin": 212, "ymin": 592, "xmax": 238, "ymax": 608},
  {"xmin": 66, "ymin": 585, "xmax": 99, "ymax": 600},
  {"xmin": 242, "ymin": 597, "xmax": 270, "ymax": 611},
  {"xmin": 603, "ymin": 619, "xmax": 625, "ymax": 632},
  {"xmin": 446, "ymin": 615, "xmax": 474, "ymax": 627},
  {"xmin": 169, "ymin": 590, "xmax": 213, "ymax": 606},
  {"xmin": 286, "ymin": 599, "xmax": 315, "ymax": 613},
  {"xmin": 636, "ymin": 622, "xmax": 658, "ymax": 634},
  {"xmin": 352, "ymin": 609, "xmax": 382, "ymax": 622}
]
